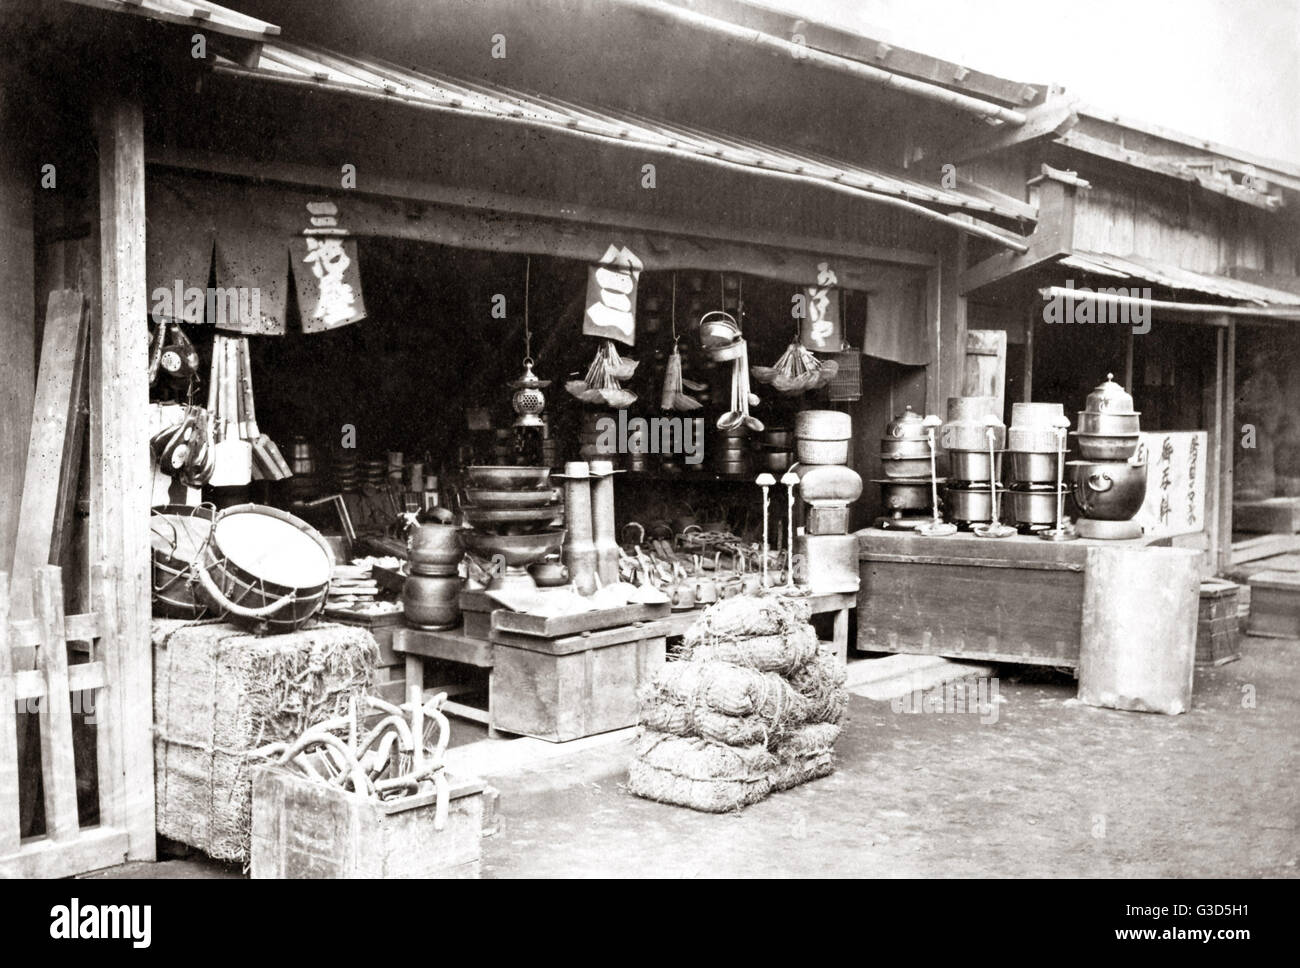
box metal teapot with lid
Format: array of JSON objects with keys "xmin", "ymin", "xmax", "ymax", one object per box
[{"xmin": 1083, "ymin": 373, "xmax": 1139, "ymax": 415}]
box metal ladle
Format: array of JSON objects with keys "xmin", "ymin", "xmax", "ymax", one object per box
[
  {"xmin": 973, "ymin": 422, "xmax": 1014, "ymax": 538},
  {"xmin": 1039, "ymin": 417, "xmax": 1078, "ymax": 542},
  {"xmin": 916, "ymin": 415, "xmax": 956, "ymax": 537}
]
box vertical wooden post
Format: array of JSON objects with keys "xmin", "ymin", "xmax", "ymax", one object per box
[
  {"xmin": 1023, "ymin": 298, "xmax": 1035, "ymax": 401},
  {"xmin": 90, "ymin": 562, "xmax": 123, "ymax": 832},
  {"xmin": 1203, "ymin": 327, "xmax": 1225, "ymax": 575},
  {"xmin": 0, "ymin": 93, "xmax": 36, "ymax": 574},
  {"xmin": 0, "ymin": 572, "xmax": 19, "ymax": 856},
  {"xmin": 1216, "ymin": 316, "xmax": 1235, "ymax": 575},
  {"xmin": 93, "ymin": 98, "xmax": 155, "ymax": 861},
  {"xmin": 927, "ymin": 233, "xmax": 968, "ymax": 417},
  {"xmin": 34, "ymin": 566, "xmax": 78, "ymax": 840}
]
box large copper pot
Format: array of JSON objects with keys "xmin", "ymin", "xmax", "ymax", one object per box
[{"xmin": 1068, "ymin": 458, "xmax": 1148, "ymax": 520}]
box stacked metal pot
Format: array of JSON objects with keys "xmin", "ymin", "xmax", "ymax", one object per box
[
  {"xmin": 874, "ymin": 406, "xmax": 939, "ymax": 528},
  {"xmin": 939, "ymin": 396, "xmax": 1005, "ymax": 529},
  {"xmin": 1067, "ymin": 374, "xmax": 1148, "ymax": 539},
  {"xmin": 1005, "ymin": 402, "xmax": 1070, "ymax": 533}
]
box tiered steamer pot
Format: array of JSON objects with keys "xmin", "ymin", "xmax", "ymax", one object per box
[
  {"xmin": 940, "ymin": 396, "xmax": 1004, "ymax": 529},
  {"xmin": 874, "ymin": 407, "xmax": 941, "ymax": 529},
  {"xmin": 1067, "ymin": 376, "xmax": 1147, "ymax": 539},
  {"xmin": 1006, "ymin": 401, "xmax": 1070, "ymax": 533},
  {"xmin": 1071, "ymin": 373, "xmax": 1141, "ymax": 461}
]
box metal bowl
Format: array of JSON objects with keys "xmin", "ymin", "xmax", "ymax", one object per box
[
  {"xmin": 464, "ymin": 487, "xmax": 561, "ymax": 508},
  {"xmin": 463, "ymin": 506, "xmax": 563, "ymax": 534},
  {"xmin": 464, "ymin": 465, "xmax": 552, "ymax": 489},
  {"xmin": 1077, "ymin": 411, "xmax": 1141, "ymax": 435},
  {"xmin": 463, "ymin": 529, "xmax": 566, "ymax": 567},
  {"xmin": 1071, "ymin": 432, "xmax": 1140, "ymax": 461}
]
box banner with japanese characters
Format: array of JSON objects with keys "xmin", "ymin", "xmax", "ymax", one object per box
[
  {"xmin": 799, "ymin": 261, "xmax": 843, "ymax": 352},
  {"xmin": 290, "ymin": 200, "xmax": 367, "ymax": 333},
  {"xmin": 1134, "ymin": 431, "xmax": 1207, "ymax": 538},
  {"xmin": 583, "ymin": 244, "xmax": 642, "ymax": 346}
]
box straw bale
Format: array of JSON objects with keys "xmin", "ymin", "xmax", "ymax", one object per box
[
  {"xmin": 153, "ymin": 620, "xmax": 377, "ymax": 862},
  {"xmin": 678, "ymin": 626, "xmax": 818, "ymax": 675},
  {"xmin": 649, "ymin": 659, "xmax": 814, "ymax": 723},
  {"xmin": 681, "ymin": 595, "xmax": 812, "ymax": 648},
  {"xmin": 770, "ymin": 722, "xmax": 841, "ymax": 791},
  {"xmin": 626, "ymin": 729, "xmax": 774, "ymax": 812}
]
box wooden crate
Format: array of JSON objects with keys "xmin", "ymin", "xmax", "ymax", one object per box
[
  {"xmin": 250, "ymin": 766, "xmax": 485, "ymax": 878},
  {"xmin": 1196, "ymin": 580, "xmax": 1240, "ymax": 665},
  {"xmin": 490, "ymin": 627, "xmax": 666, "ymax": 742},
  {"xmin": 1246, "ymin": 571, "xmax": 1300, "ymax": 638}
]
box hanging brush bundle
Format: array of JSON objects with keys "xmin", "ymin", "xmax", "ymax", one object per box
[
  {"xmin": 566, "ymin": 339, "xmax": 639, "ymax": 408},
  {"xmin": 751, "ymin": 333, "xmax": 839, "ymax": 395},
  {"xmin": 660, "ymin": 275, "xmax": 706, "ymax": 412}
]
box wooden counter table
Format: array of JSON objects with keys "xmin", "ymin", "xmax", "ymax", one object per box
[{"xmin": 856, "ymin": 528, "xmax": 1159, "ymax": 669}]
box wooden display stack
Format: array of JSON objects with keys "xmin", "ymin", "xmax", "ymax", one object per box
[
  {"xmin": 488, "ymin": 604, "xmax": 669, "ymax": 742},
  {"xmin": 1196, "ymin": 579, "xmax": 1241, "ymax": 665}
]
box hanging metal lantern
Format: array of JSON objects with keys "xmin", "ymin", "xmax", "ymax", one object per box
[
  {"xmin": 509, "ymin": 257, "xmax": 550, "ymax": 427},
  {"xmin": 510, "ymin": 357, "xmax": 550, "ymax": 427}
]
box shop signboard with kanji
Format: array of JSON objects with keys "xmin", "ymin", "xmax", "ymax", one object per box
[{"xmin": 1133, "ymin": 431, "xmax": 1207, "ymax": 538}]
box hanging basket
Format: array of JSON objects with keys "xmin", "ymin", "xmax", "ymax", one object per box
[{"xmin": 826, "ymin": 348, "xmax": 862, "ymax": 402}]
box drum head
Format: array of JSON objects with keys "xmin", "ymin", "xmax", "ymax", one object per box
[{"xmin": 214, "ymin": 509, "xmax": 332, "ymax": 588}]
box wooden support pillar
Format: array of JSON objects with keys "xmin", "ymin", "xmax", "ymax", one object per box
[
  {"xmin": 927, "ymin": 233, "xmax": 968, "ymax": 417},
  {"xmin": 1023, "ymin": 297, "xmax": 1035, "ymax": 401},
  {"xmin": 1203, "ymin": 325, "xmax": 1225, "ymax": 574},
  {"xmin": 92, "ymin": 98, "xmax": 155, "ymax": 861},
  {"xmin": 1216, "ymin": 316, "xmax": 1235, "ymax": 575},
  {"xmin": 0, "ymin": 93, "xmax": 36, "ymax": 573}
]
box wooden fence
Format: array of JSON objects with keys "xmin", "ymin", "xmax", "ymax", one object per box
[{"xmin": 1, "ymin": 563, "xmax": 149, "ymax": 877}]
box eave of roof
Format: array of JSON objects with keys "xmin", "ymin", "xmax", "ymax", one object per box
[{"xmin": 208, "ymin": 38, "xmax": 1036, "ymax": 251}]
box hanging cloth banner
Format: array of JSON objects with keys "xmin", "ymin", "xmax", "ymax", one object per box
[
  {"xmin": 289, "ymin": 200, "xmax": 367, "ymax": 333},
  {"xmin": 799, "ymin": 261, "xmax": 843, "ymax": 352},
  {"xmin": 583, "ymin": 244, "xmax": 643, "ymax": 346}
]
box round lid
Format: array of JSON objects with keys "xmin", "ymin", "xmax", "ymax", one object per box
[
  {"xmin": 1085, "ymin": 373, "xmax": 1136, "ymax": 413},
  {"xmin": 885, "ymin": 406, "xmax": 927, "ymax": 439}
]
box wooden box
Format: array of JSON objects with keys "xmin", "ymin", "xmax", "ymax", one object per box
[
  {"xmin": 489, "ymin": 626, "xmax": 666, "ymax": 742},
  {"xmin": 250, "ymin": 766, "xmax": 485, "ymax": 878},
  {"xmin": 857, "ymin": 530, "xmax": 1088, "ymax": 667},
  {"xmin": 1196, "ymin": 580, "xmax": 1240, "ymax": 665},
  {"xmin": 1247, "ymin": 571, "xmax": 1300, "ymax": 639}
]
